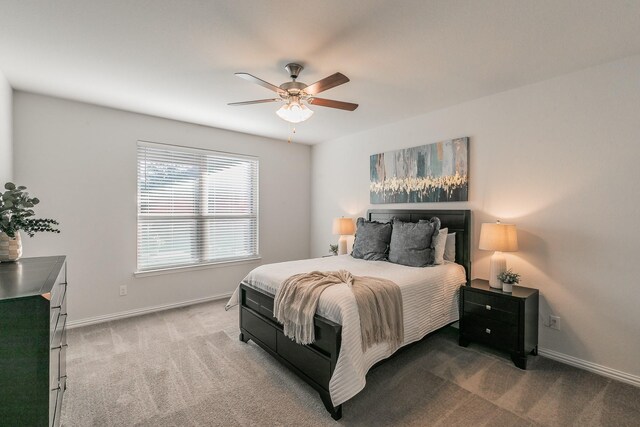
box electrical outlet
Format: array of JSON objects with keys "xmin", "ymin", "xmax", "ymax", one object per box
[
  {"xmin": 119, "ymin": 285, "xmax": 127, "ymax": 296},
  {"xmin": 549, "ymin": 315, "xmax": 561, "ymax": 330}
]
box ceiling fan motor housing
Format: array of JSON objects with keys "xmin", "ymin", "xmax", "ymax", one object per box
[{"xmin": 279, "ymin": 81, "xmax": 307, "ymax": 96}]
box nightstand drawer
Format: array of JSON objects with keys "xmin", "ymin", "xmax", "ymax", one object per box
[
  {"xmin": 462, "ymin": 314, "xmax": 517, "ymax": 351},
  {"xmin": 464, "ymin": 290, "xmax": 519, "ymax": 315},
  {"xmin": 464, "ymin": 300, "xmax": 517, "ymax": 324}
]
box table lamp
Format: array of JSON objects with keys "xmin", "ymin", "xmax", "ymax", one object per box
[
  {"xmin": 479, "ymin": 220, "xmax": 518, "ymax": 288},
  {"xmin": 332, "ymin": 217, "xmax": 355, "ymax": 255}
]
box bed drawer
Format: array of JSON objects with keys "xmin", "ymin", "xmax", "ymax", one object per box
[
  {"xmin": 242, "ymin": 287, "xmax": 261, "ymax": 312},
  {"xmin": 241, "ymin": 307, "xmax": 276, "ymax": 351},
  {"xmin": 276, "ymin": 331, "xmax": 331, "ymax": 387},
  {"xmin": 309, "ymin": 320, "xmax": 335, "ymax": 356},
  {"xmin": 242, "ymin": 287, "xmax": 277, "ymax": 322}
]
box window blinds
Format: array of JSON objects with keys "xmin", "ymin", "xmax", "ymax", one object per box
[{"xmin": 137, "ymin": 141, "xmax": 259, "ymax": 271}]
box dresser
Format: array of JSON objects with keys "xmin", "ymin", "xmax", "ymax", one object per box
[
  {"xmin": 459, "ymin": 279, "xmax": 538, "ymax": 369},
  {"xmin": 0, "ymin": 256, "xmax": 68, "ymax": 426}
]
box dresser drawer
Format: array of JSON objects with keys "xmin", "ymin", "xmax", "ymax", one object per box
[
  {"xmin": 50, "ymin": 287, "xmax": 67, "ymax": 344},
  {"xmin": 462, "ymin": 314, "xmax": 517, "ymax": 351},
  {"xmin": 60, "ymin": 339, "xmax": 67, "ymax": 381},
  {"xmin": 49, "ymin": 387, "xmax": 58, "ymax": 427},
  {"xmin": 50, "ymin": 313, "xmax": 67, "ymax": 390},
  {"xmin": 52, "ymin": 376, "xmax": 65, "ymax": 427},
  {"xmin": 49, "ymin": 369, "xmax": 66, "ymax": 426},
  {"xmin": 50, "ymin": 281, "xmax": 66, "ymax": 315},
  {"xmin": 464, "ymin": 290, "xmax": 519, "ymax": 315},
  {"xmin": 52, "ymin": 313, "xmax": 67, "ymax": 349},
  {"xmin": 56, "ymin": 261, "xmax": 67, "ymax": 286},
  {"xmin": 50, "ymin": 263, "xmax": 66, "ymax": 308},
  {"xmin": 50, "ymin": 346, "xmax": 61, "ymax": 390}
]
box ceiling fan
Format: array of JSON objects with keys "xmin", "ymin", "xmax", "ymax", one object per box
[{"xmin": 228, "ymin": 63, "xmax": 358, "ymax": 124}]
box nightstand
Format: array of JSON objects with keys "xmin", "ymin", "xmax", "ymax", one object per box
[{"xmin": 459, "ymin": 279, "xmax": 539, "ymax": 369}]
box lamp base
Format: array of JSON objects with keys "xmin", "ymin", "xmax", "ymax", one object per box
[
  {"xmin": 489, "ymin": 251, "xmax": 507, "ymax": 288},
  {"xmin": 338, "ymin": 236, "xmax": 348, "ymax": 255}
]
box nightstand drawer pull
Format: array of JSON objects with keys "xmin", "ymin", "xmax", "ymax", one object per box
[
  {"xmin": 485, "ymin": 305, "xmax": 491, "ymax": 310},
  {"xmin": 485, "ymin": 328, "xmax": 491, "ymax": 334}
]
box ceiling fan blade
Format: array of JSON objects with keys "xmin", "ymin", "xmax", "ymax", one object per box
[
  {"xmin": 304, "ymin": 72, "xmax": 350, "ymax": 95},
  {"xmin": 235, "ymin": 73, "xmax": 283, "ymax": 93},
  {"xmin": 308, "ymin": 97, "xmax": 358, "ymax": 111},
  {"xmin": 228, "ymin": 98, "xmax": 280, "ymax": 106}
]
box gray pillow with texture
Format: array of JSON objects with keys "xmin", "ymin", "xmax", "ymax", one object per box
[
  {"xmin": 388, "ymin": 217, "xmax": 441, "ymax": 267},
  {"xmin": 351, "ymin": 217, "xmax": 392, "ymax": 261}
]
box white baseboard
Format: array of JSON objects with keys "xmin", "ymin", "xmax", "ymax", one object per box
[
  {"xmin": 538, "ymin": 347, "xmax": 640, "ymax": 388},
  {"xmin": 66, "ymin": 292, "xmax": 233, "ymax": 329}
]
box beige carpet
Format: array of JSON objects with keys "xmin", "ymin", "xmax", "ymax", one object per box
[{"xmin": 62, "ymin": 299, "xmax": 640, "ymax": 426}]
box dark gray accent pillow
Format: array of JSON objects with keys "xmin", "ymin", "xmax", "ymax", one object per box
[
  {"xmin": 388, "ymin": 217, "xmax": 441, "ymax": 267},
  {"xmin": 351, "ymin": 217, "xmax": 392, "ymax": 261}
]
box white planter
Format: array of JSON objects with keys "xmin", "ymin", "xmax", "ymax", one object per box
[
  {"xmin": 501, "ymin": 281, "xmax": 513, "ymax": 293},
  {"xmin": 0, "ymin": 232, "xmax": 23, "ymax": 262}
]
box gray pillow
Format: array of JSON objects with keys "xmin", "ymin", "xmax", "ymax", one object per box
[
  {"xmin": 444, "ymin": 232, "xmax": 456, "ymax": 262},
  {"xmin": 433, "ymin": 227, "xmax": 448, "ymax": 265},
  {"xmin": 388, "ymin": 217, "xmax": 441, "ymax": 267},
  {"xmin": 351, "ymin": 218, "xmax": 392, "ymax": 261}
]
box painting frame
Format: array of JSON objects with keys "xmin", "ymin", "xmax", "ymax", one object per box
[{"xmin": 370, "ymin": 137, "xmax": 469, "ymax": 204}]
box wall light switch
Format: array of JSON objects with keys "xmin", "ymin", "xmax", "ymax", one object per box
[{"xmin": 119, "ymin": 285, "xmax": 127, "ymax": 296}]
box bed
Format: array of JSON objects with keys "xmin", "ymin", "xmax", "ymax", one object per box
[{"xmin": 228, "ymin": 209, "xmax": 471, "ymax": 420}]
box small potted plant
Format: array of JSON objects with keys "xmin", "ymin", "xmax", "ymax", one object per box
[
  {"xmin": 497, "ymin": 269, "xmax": 520, "ymax": 293},
  {"xmin": 329, "ymin": 244, "xmax": 338, "ymax": 256},
  {"xmin": 0, "ymin": 182, "xmax": 60, "ymax": 262}
]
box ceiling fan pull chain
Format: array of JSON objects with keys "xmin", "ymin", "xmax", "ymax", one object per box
[{"xmin": 287, "ymin": 125, "xmax": 296, "ymax": 144}]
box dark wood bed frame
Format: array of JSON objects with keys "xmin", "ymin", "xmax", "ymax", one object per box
[{"xmin": 238, "ymin": 209, "xmax": 471, "ymax": 420}]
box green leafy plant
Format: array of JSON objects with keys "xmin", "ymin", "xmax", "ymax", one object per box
[
  {"xmin": 497, "ymin": 269, "xmax": 520, "ymax": 284},
  {"xmin": 329, "ymin": 244, "xmax": 338, "ymax": 255},
  {"xmin": 0, "ymin": 182, "xmax": 60, "ymax": 238}
]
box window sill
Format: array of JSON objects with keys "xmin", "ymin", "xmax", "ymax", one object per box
[{"xmin": 134, "ymin": 256, "xmax": 262, "ymax": 278}]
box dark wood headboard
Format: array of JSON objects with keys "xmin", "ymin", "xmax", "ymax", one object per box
[{"xmin": 367, "ymin": 209, "xmax": 471, "ymax": 284}]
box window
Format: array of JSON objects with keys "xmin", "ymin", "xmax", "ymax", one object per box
[{"xmin": 137, "ymin": 141, "xmax": 259, "ymax": 272}]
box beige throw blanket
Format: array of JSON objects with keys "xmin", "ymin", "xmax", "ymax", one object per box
[{"xmin": 274, "ymin": 270, "xmax": 404, "ymax": 351}]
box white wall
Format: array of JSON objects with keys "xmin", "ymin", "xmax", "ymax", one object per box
[
  {"xmin": 0, "ymin": 71, "xmax": 11, "ymax": 182},
  {"xmin": 14, "ymin": 92, "xmax": 311, "ymax": 323},
  {"xmin": 311, "ymin": 55, "xmax": 640, "ymax": 380}
]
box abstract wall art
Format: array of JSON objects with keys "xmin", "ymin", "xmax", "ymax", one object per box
[{"xmin": 370, "ymin": 137, "xmax": 469, "ymax": 203}]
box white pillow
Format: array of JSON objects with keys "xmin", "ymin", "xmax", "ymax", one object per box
[
  {"xmin": 444, "ymin": 232, "xmax": 456, "ymax": 262},
  {"xmin": 432, "ymin": 228, "xmax": 448, "ymax": 265}
]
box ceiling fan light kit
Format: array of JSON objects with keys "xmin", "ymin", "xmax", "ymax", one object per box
[
  {"xmin": 229, "ymin": 63, "xmax": 358, "ymax": 125},
  {"xmin": 276, "ymin": 98, "xmax": 314, "ymax": 123}
]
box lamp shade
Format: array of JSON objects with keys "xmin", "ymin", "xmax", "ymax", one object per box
[
  {"xmin": 332, "ymin": 217, "xmax": 355, "ymax": 236},
  {"xmin": 479, "ymin": 222, "xmax": 518, "ymax": 252}
]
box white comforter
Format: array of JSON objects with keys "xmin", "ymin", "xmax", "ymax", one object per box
[{"xmin": 226, "ymin": 255, "xmax": 466, "ymax": 406}]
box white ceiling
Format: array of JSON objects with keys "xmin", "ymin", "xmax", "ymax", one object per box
[{"xmin": 1, "ymin": 0, "xmax": 639, "ymax": 145}]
